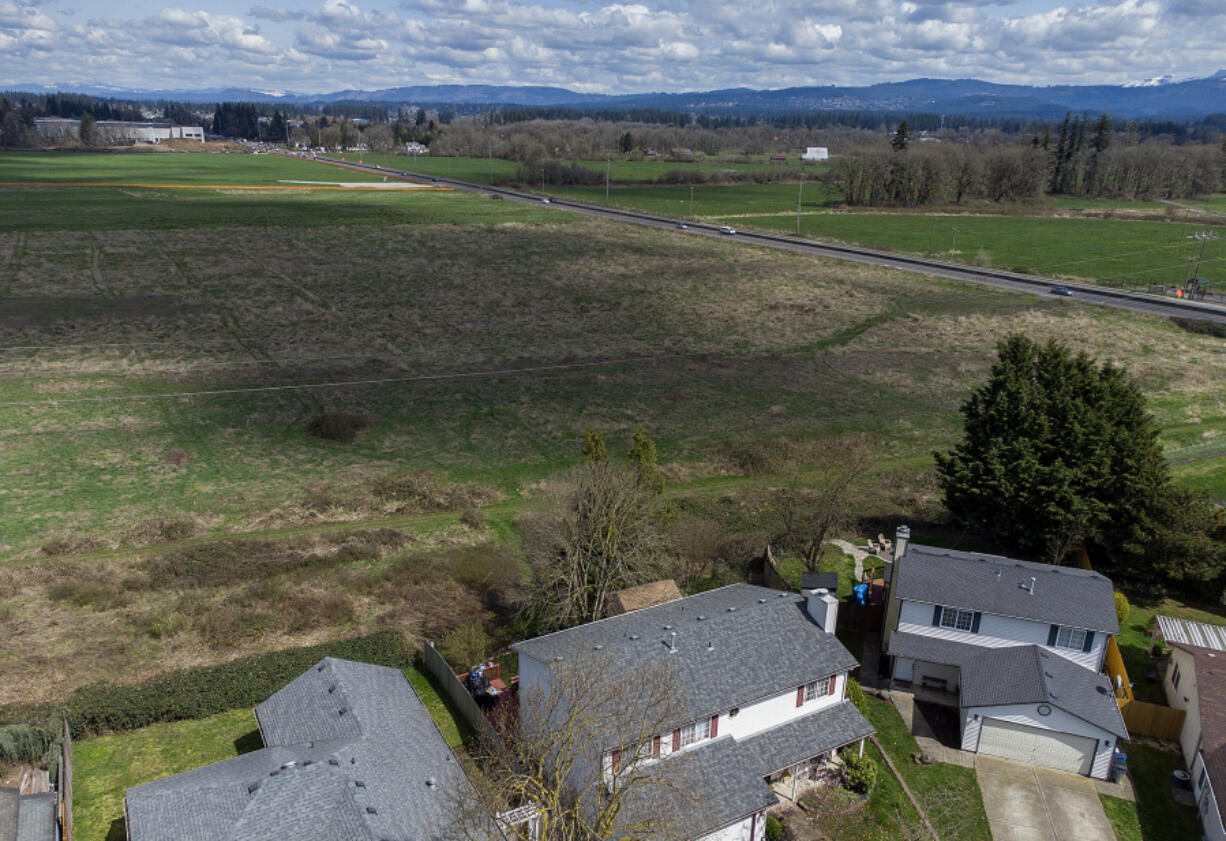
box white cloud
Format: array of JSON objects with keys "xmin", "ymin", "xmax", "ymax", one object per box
[{"xmin": 0, "ymin": 0, "xmax": 1220, "ymax": 94}]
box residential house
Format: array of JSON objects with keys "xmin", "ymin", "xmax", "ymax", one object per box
[
  {"xmin": 883, "ymin": 527, "xmax": 1127, "ymax": 778},
  {"xmin": 1157, "ymin": 615, "xmax": 1226, "ymax": 841},
  {"xmin": 512, "ymin": 583, "xmax": 875, "ymax": 841},
  {"xmin": 124, "ymin": 658, "xmax": 482, "ymax": 841}
]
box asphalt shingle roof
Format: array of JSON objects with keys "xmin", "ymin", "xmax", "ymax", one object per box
[
  {"xmin": 125, "ymin": 658, "xmax": 478, "ymax": 841},
  {"xmin": 894, "ymin": 545, "xmax": 1119, "ymax": 633},
  {"xmin": 0, "ymin": 788, "xmax": 16, "ymax": 841},
  {"xmin": 890, "ymin": 633, "xmax": 1126, "ymax": 738},
  {"xmin": 15, "ymin": 794, "xmax": 56, "ymax": 841},
  {"xmin": 513, "ymin": 583, "xmax": 860, "ymax": 726},
  {"xmin": 621, "ymin": 702, "xmax": 875, "ymax": 838}
]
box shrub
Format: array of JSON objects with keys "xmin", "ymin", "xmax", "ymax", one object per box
[
  {"xmin": 442, "ymin": 622, "xmax": 492, "ymax": 670},
  {"xmin": 1171, "ymin": 317, "xmax": 1226, "ymax": 339},
  {"xmin": 40, "ymin": 535, "xmax": 101, "ymax": 556},
  {"xmin": 125, "ymin": 515, "xmax": 201, "ymax": 545},
  {"xmin": 460, "ymin": 507, "xmax": 486, "ymax": 530},
  {"xmin": 845, "ymin": 677, "xmax": 870, "ymax": 715},
  {"xmin": 47, "ymin": 575, "xmax": 129, "ymax": 610},
  {"xmin": 281, "ymin": 586, "xmax": 355, "ymax": 632},
  {"xmin": 1114, "ymin": 591, "xmax": 1130, "ymax": 625},
  {"xmin": 308, "ymin": 411, "xmax": 372, "ymax": 443},
  {"xmin": 147, "ymin": 611, "xmax": 186, "ymax": 639},
  {"xmin": 764, "ymin": 815, "xmax": 783, "ymax": 841},
  {"xmin": 842, "ymin": 752, "xmax": 878, "ymax": 794},
  {"xmin": 0, "ymin": 723, "xmax": 58, "ymax": 765},
  {"xmin": 57, "ymin": 630, "xmax": 413, "ymax": 736}
]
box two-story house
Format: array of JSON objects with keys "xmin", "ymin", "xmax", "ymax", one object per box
[
  {"xmin": 512, "ymin": 583, "xmax": 875, "ymax": 841},
  {"xmin": 1157, "ymin": 615, "xmax": 1226, "ymax": 841},
  {"xmin": 882, "ymin": 527, "xmax": 1127, "ymax": 779}
]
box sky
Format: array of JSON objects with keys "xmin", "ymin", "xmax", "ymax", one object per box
[{"xmin": 1, "ymin": 0, "xmax": 1222, "ymax": 95}]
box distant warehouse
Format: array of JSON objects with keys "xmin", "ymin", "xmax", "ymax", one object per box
[{"xmin": 34, "ymin": 118, "xmax": 204, "ymax": 144}]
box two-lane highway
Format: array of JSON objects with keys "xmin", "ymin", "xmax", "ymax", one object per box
[{"xmin": 285, "ymin": 149, "xmax": 1226, "ymax": 327}]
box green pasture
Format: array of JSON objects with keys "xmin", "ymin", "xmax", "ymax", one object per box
[
  {"xmin": 0, "ymin": 150, "xmax": 385, "ymax": 185},
  {"xmin": 551, "ymin": 181, "xmax": 840, "ymax": 217}
]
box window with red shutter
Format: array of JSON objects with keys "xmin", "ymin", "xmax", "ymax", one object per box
[
  {"xmin": 828, "ymin": 674, "xmax": 837, "ymax": 696},
  {"xmin": 710, "ymin": 714, "xmax": 718, "ymax": 738},
  {"xmin": 653, "ymin": 735, "xmax": 661, "ymax": 756},
  {"xmin": 796, "ymin": 686, "xmax": 804, "ymax": 707},
  {"xmin": 672, "ymin": 728, "xmax": 681, "ymax": 751},
  {"xmin": 611, "ymin": 748, "xmax": 621, "ymax": 772}
]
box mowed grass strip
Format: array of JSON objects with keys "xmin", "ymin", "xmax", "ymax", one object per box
[{"xmin": 860, "ymin": 693, "xmax": 992, "ymax": 841}]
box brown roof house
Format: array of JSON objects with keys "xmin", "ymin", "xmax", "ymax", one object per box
[{"xmin": 1158, "ymin": 616, "xmax": 1226, "ymax": 841}]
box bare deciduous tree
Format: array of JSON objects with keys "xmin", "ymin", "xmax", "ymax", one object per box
[
  {"xmin": 771, "ymin": 435, "xmax": 875, "ymax": 572},
  {"xmin": 520, "ymin": 462, "xmax": 669, "ymax": 630},
  {"xmin": 450, "ymin": 652, "xmax": 699, "ymax": 841}
]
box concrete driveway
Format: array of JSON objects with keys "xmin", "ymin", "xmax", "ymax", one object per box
[{"xmin": 975, "ymin": 756, "xmax": 1115, "ymax": 841}]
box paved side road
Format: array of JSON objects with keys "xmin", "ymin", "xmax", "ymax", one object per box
[{"xmin": 976, "ymin": 756, "xmax": 1115, "ymax": 841}]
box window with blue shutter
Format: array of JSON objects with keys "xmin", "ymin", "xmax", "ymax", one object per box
[
  {"xmin": 1047, "ymin": 625, "xmax": 1059, "ymax": 646},
  {"xmin": 971, "ymin": 612, "xmax": 982, "ymax": 634},
  {"xmin": 1082, "ymin": 630, "xmax": 1095, "ymax": 652},
  {"xmin": 932, "ymin": 605, "xmax": 942, "ymax": 627}
]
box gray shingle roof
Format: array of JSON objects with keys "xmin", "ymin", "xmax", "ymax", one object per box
[
  {"xmin": 887, "ymin": 631, "xmax": 986, "ymax": 670},
  {"xmin": 125, "ymin": 658, "xmax": 479, "ymax": 841},
  {"xmin": 513, "ymin": 584, "xmax": 860, "ymax": 726},
  {"xmin": 0, "ymin": 788, "xmax": 16, "ymax": 841},
  {"xmin": 621, "ymin": 702, "xmax": 874, "ymax": 839},
  {"xmin": 15, "ymin": 794, "xmax": 56, "ymax": 841},
  {"xmin": 895, "ymin": 545, "xmax": 1119, "ymax": 633}
]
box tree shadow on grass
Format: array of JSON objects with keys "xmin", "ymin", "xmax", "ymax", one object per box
[
  {"xmin": 233, "ymin": 728, "xmax": 263, "ymax": 755},
  {"xmin": 106, "ymin": 818, "xmax": 126, "ymax": 841}
]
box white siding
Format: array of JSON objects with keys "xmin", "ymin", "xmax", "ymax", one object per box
[
  {"xmin": 911, "ymin": 661, "xmax": 959, "ymax": 692},
  {"xmin": 717, "ymin": 673, "xmax": 845, "ymax": 745},
  {"xmin": 696, "ymin": 812, "xmax": 765, "ymax": 841},
  {"xmin": 897, "ymin": 600, "xmax": 1107, "ymax": 670},
  {"xmin": 1164, "ymin": 647, "xmax": 1201, "ymax": 766},
  {"xmin": 1192, "ymin": 750, "xmax": 1226, "ymax": 841},
  {"xmin": 962, "ymin": 703, "xmax": 1117, "ymax": 779},
  {"xmin": 895, "ymin": 658, "xmax": 914, "ymax": 683}
]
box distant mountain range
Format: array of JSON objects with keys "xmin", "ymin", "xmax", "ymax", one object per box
[{"xmin": 10, "ymin": 72, "xmax": 1226, "ymax": 119}]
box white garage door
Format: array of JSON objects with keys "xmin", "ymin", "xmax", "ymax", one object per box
[{"xmin": 977, "ymin": 718, "xmax": 1097, "ymax": 776}]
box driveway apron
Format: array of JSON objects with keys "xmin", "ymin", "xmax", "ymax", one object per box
[{"xmin": 976, "ymin": 755, "xmax": 1115, "ymax": 841}]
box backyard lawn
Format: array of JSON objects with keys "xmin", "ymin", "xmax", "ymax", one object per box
[
  {"xmin": 1114, "ymin": 594, "xmax": 1226, "ymax": 703},
  {"xmin": 1101, "ymin": 743, "xmax": 1201, "ymax": 841},
  {"xmin": 70, "ymin": 665, "xmax": 466, "ymax": 841},
  {"xmin": 859, "ymin": 693, "xmax": 992, "ymax": 841}
]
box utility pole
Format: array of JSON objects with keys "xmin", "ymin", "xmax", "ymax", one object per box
[
  {"xmin": 488, "ymin": 140, "xmax": 493, "ymax": 185},
  {"xmin": 929, "ymin": 218, "xmax": 935, "ymax": 253},
  {"xmin": 606, "ymin": 157, "xmax": 611, "ymax": 205},
  {"xmin": 951, "ymin": 226, "xmax": 960, "ymax": 253},
  {"xmin": 690, "ymin": 184, "xmax": 695, "ymax": 219}
]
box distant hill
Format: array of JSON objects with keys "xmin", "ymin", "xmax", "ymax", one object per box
[{"xmin": 9, "ymin": 72, "xmax": 1226, "ymax": 119}]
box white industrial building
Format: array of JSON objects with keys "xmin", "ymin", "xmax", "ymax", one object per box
[{"xmin": 34, "ymin": 119, "xmax": 204, "ymax": 144}]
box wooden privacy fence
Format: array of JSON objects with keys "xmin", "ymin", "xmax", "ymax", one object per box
[
  {"xmin": 1121, "ymin": 700, "xmax": 1185, "ymax": 742},
  {"xmin": 60, "ymin": 717, "xmax": 73, "ymax": 841},
  {"xmin": 1104, "ymin": 637, "xmax": 1134, "ymax": 703},
  {"xmin": 423, "ymin": 640, "xmax": 499, "ymax": 746}
]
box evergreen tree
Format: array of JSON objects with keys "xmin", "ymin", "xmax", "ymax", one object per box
[
  {"xmin": 582, "ymin": 427, "xmax": 610, "ymax": 463},
  {"xmin": 935, "ymin": 335, "xmax": 1225, "ymax": 587},
  {"xmin": 626, "ymin": 425, "xmax": 664, "ymax": 494},
  {"xmin": 891, "ymin": 119, "xmax": 911, "ymax": 152},
  {"xmin": 78, "ymin": 112, "xmax": 99, "ymax": 146},
  {"xmin": 619, "ymin": 131, "xmax": 633, "ymax": 153}
]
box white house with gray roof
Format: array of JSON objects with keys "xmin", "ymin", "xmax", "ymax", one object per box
[
  {"xmin": 512, "ymin": 583, "xmax": 875, "ymax": 841},
  {"xmin": 124, "ymin": 658, "xmax": 484, "ymax": 841},
  {"xmin": 882, "ymin": 528, "xmax": 1127, "ymax": 779}
]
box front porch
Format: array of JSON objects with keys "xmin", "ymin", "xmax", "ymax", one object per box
[{"xmin": 766, "ymin": 739, "xmax": 865, "ymax": 804}]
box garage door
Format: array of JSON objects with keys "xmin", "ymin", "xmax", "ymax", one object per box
[{"xmin": 977, "ymin": 718, "xmax": 1097, "ymax": 776}]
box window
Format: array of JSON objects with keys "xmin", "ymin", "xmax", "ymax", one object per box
[
  {"xmin": 1055, "ymin": 626, "xmax": 1088, "ymax": 650},
  {"xmin": 804, "ymin": 679, "xmax": 830, "ymax": 702},
  {"xmin": 1173, "ymin": 663, "xmax": 1182, "ymax": 690},
  {"xmin": 679, "ymin": 718, "xmax": 710, "ymax": 748},
  {"xmin": 939, "ymin": 607, "xmax": 975, "ymax": 632}
]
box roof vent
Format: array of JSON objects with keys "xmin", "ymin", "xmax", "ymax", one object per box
[
  {"xmin": 554, "ymin": 655, "xmax": 564, "ymax": 662},
  {"xmin": 338, "ymin": 707, "xmax": 348, "ymax": 716},
  {"xmin": 668, "ymin": 631, "xmax": 678, "ymax": 654},
  {"xmin": 697, "ymin": 615, "xmax": 706, "ymax": 621},
  {"xmin": 629, "ymin": 634, "xmax": 640, "ymax": 640},
  {"xmin": 366, "ymin": 806, "xmax": 378, "ymax": 815},
  {"xmin": 594, "ymin": 644, "xmax": 603, "ymax": 650},
  {"xmin": 706, "ymin": 641, "xmax": 714, "ymax": 651},
  {"xmin": 328, "ymin": 685, "xmax": 337, "ymax": 693},
  {"xmin": 355, "ymin": 780, "xmax": 366, "ymax": 788},
  {"xmin": 317, "ymin": 663, "xmax": 326, "ymax": 672},
  {"xmin": 248, "ymin": 782, "xmax": 260, "ymax": 794},
  {"xmin": 328, "ymin": 758, "xmax": 340, "ymax": 766},
  {"xmin": 303, "ymin": 760, "xmax": 313, "ymax": 766},
  {"xmin": 758, "ymin": 598, "xmax": 766, "ymax": 603},
  {"xmin": 269, "ymin": 770, "xmax": 280, "ymax": 777},
  {"xmin": 281, "ymin": 762, "xmax": 296, "ymax": 769},
  {"xmin": 663, "ymin": 624, "xmax": 673, "ymax": 630},
  {"xmin": 426, "ymin": 778, "xmax": 437, "ymax": 788},
  {"xmin": 728, "ymin": 606, "xmax": 736, "ymax": 612}
]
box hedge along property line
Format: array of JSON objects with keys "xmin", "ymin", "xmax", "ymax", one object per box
[{"xmin": 0, "ymin": 630, "xmax": 415, "ymax": 738}]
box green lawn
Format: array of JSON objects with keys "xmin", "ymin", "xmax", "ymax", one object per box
[
  {"xmin": 1115, "ymin": 595, "xmax": 1226, "ymax": 704},
  {"xmin": 860, "ymin": 694, "xmax": 992, "ymax": 841},
  {"xmin": 72, "ymin": 708, "xmax": 258, "ymax": 841},
  {"xmin": 550, "ymin": 180, "xmax": 839, "ymax": 218},
  {"xmin": 1100, "ymin": 743, "xmax": 1200, "ymax": 841},
  {"xmin": 70, "ymin": 664, "xmax": 466, "ymax": 841}
]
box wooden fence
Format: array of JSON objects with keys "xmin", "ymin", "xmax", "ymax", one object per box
[
  {"xmin": 1121, "ymin": 699, "xmax": 1186, "ymax": 742},
  {"xmin": 59, "ymin": 717, "xmax": 73, "ymax": 841},
  {"xmin": 422, "ymin": 640, "xmax": 499, "ymax": 746},
  {"xmin": 1103, "ymin": 637, "xmax": 1134, "ymax": 703}
]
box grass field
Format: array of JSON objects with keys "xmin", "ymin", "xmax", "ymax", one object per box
[
  {"xmin": 0, "ymin": 150, "xmax": 388, "ymax": 185},
  {"xmin": 333, "ymin": 151, "xmax": 827, "ymax": 184},
  {"xmin": 1099, "ymin": 743, "xmax": 1201, "ymax": 841},
  {"xmin": 2, "ymin": 149, "xmax": 1225, "ymax": 705}
]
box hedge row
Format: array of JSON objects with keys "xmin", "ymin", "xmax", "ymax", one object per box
[{"xmin": 2, "ymin": 630, "xmax": 415, "ymax": 738}]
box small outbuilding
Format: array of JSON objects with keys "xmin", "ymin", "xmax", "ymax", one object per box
[{"xmin": 608, "ymin": 579, "xmax": 683, "ymax": 615}]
